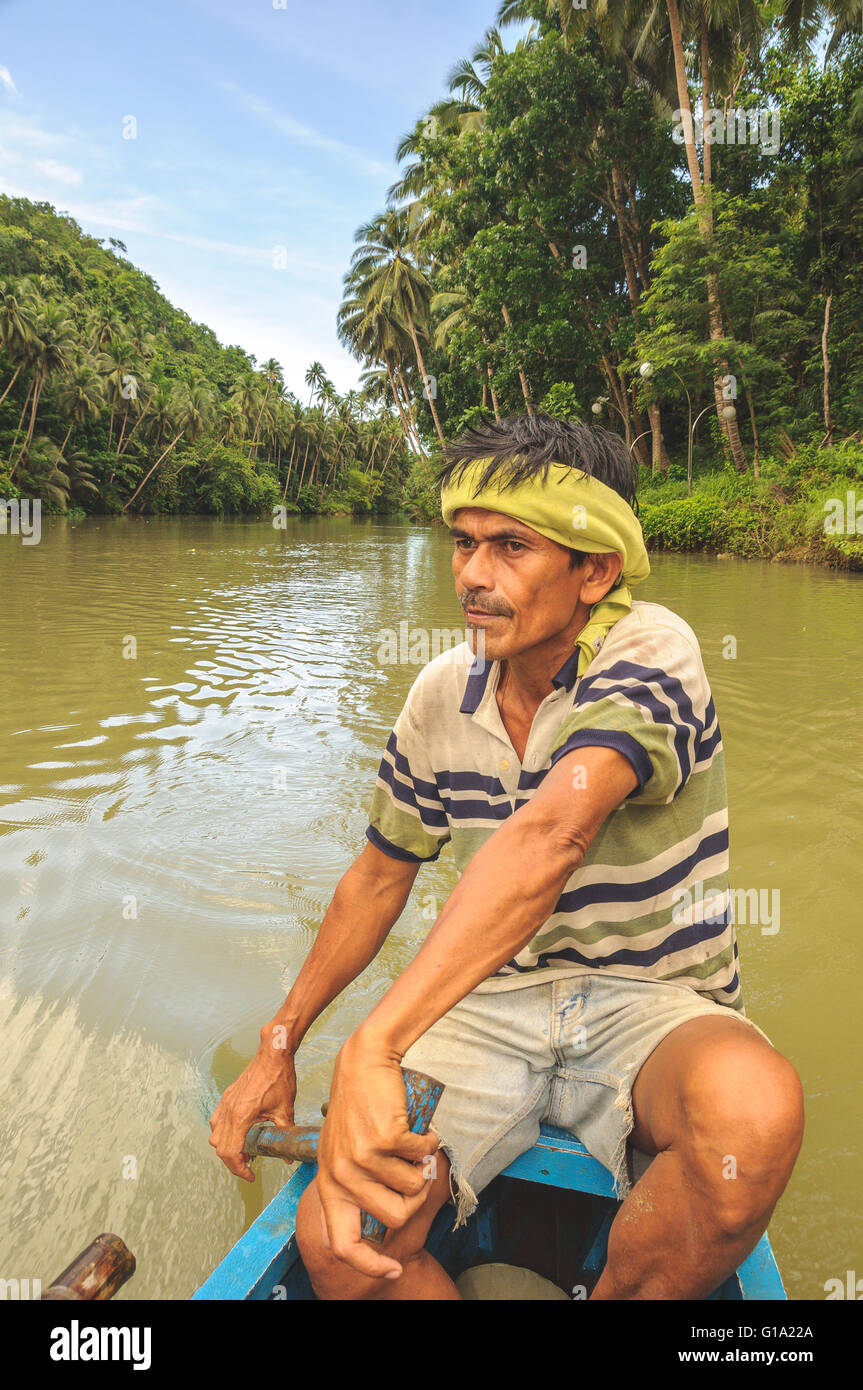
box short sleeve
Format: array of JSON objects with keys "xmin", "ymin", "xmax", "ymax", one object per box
[
  {"xmin": 365, "ymin": 680, "xmax": 452, "ymax": 863},
  {"xmin": 548, "ymin": 625, "xmax": 712, "ymax": 806}
]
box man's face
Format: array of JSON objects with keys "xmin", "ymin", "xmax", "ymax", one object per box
[{"xmin": 450, "ymin": 507, "xmax": 622, "ymax": 663}]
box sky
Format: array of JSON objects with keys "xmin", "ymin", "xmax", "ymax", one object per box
[{"xmin": 0, "ymin": 0, "xmax": 508, "ymax": 394}]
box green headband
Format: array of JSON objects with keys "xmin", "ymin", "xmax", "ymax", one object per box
[{"xmin": 440, "ymin": 458, "xmax": 651, "ymax": 674}]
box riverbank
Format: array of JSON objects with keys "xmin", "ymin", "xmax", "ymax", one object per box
[{"xmin": 405, "ymin": 441, "xmax": 863, "ymax": 571}]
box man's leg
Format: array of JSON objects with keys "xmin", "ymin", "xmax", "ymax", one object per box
[
  {"xmin": 297, "ymin": 985, "xmax": 555, "ymax": 1300},
  {"xmin": 591, "ymin": 1015, "xmax": 804, "ymax": 1300},
  {"xmin": 295, "ymin": 1153, "xmax": 461, "ymax": 1301}
]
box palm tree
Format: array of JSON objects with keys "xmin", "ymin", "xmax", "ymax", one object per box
[
  {"xmin": 304, "ymin": 361, "xmax": 328, "ymax": 408},
  {"xmin": 0, "ymin": 279, "xmax": 39, "ymax": 406},
  {"xmin": 348, "ymin": 208, "xmax": 446, "ymax": 443},
  {"xmin": 339, "ymin": 286, "xmax": 425, "ymax": 457},
  {"xmin": 96, "ymin": 337, "xmax": 139, "ymax": 451},
  {"xmin": 9, "ymin": 300, "xmax": 76, "ymax": 477},
  {"xmin": 123, "ymin": 383, "xmax": 215, "ymax": 510},
  {"xmin": 56, "ymin": 360, "xmax": 105, "ymax": 458},
  {"xmin": 229, "ymin": 373, "xmax": 261, "ymax": 443},
  {"xmin": 248, "ymin": 358, "xmax": 283, "ymax": 459}
]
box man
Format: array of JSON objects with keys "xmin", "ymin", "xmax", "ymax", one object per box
[{"xmin": 210, "ymin": 414, "xmax": 803, "ymax": 1300}]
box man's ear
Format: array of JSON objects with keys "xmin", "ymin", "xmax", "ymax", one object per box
[{"xmin": 579, "ymin": 552, "xmax": 624, "ymax": 605}]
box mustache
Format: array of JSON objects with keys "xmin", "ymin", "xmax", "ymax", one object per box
[{"xmin": 460, "ymin": 593, "xmax": 513, "ymax": 617}]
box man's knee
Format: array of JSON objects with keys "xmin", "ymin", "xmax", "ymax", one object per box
[
  {"xmin": 295, "ymin": 1160, "xmax": 453, "ymax": 1301},
  {"xmin": 678, "ymin": 1041, "xmax": 804, "ymax": 1236},
  {"xmin": 295, "ymin": 1182, "xmax": 375, "ymax": 1301}
]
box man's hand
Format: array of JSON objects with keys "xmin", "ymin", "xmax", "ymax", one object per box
[
  {"xmin": 209, "ymin": 1032, "xmax": 297, "ymax": 1182},
  {"xmin": 315, "ymin": 1032, "xmax": 439, "ymax": 1280}
]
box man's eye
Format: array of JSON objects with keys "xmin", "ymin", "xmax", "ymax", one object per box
[{"xmin": 507, "ymin": 541, "xmax": 525, "ymax": 552}]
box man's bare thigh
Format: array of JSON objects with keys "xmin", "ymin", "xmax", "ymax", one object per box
[{"xmin": 629, "ymin": 1013, "xmax": 796, "ymax": 1155}]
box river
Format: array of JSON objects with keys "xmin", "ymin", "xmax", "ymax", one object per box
[{"xmin": 0, "ymin": 515, "xmax": 860, "ymax": 1299}]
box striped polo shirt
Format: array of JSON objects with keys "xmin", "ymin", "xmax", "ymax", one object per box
[{"xmin": 365, "ymin": 600, "xmax": 743, "ymax": 1011}]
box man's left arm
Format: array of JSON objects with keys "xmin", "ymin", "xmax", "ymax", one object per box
[{"xmin": 316, "ymin": 743, "xmax": 637, "ymax": 1278}]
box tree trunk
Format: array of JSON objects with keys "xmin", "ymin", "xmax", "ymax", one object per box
[
  {"xmin": 248, "ymin": 381, "xmax": 271, "ymax": 458},
  {"xmin": 119, "ymin": 403, "xmax": 151, "ymax": 454},
  {"xmin": 7, "ymin": 381, "xmax": 34, "ymax": 473},
  {"xmin": 123, "ymin": 430, "xmax": 183, "ymax": 510},
  {"xmin": 393, "ymin": 360, "xmax": 428, "ymax": 458},
  {"xmin": 500, "ymin": 302, "xmax": 534, "ymax": 415},
  {"xmin": 59, "ymin": 421, "xmax": 74, "ymax": 458},
  {"xmin": 404, "ymin": 304, "xmax": 445, "ymax": 443},
  {"xmin": 384, "ymin": 356, "xmax": 421, "ymax": 456},
  {"xmin": 297, "ymin": 435, "xmax": 312, "ymax": 491},
  {"xmin": 487, "ymin": 364, "xmax": 502, "ymax": 421},
  {"xmin": 116, "ymin": 401, "xmax": 130, "ymax": 455},
  {"xmin": 282, "ymin": 436, "xmax": 298, "ymax": 501},
  {"xmin": 12, "ymin": 372, "xmax": 44, "ymax": 472},
  {"xmin": 821, "ymin": 291, "xmax": 833, "ymax": 445},
  {"xmin": 608, "ymin": 165, "xmax": 669, "ymax": 473},
  {"xmin": 0, "ymin": 363, "xmax": 21, "ymax": 407},
  {"xmin": 666, "ymin": 0, "xmax": 747, "ymax": 472},
  {"xmin": 700, "ymin": 4, "xmax": 712, "ymax": 192}
]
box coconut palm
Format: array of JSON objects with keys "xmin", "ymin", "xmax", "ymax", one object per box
[
  {"xmin": 55, "ymin": 360, "xmax": 105, "ymax": 458},
  {"xmin": 304, "ymin": 361, "xmax": 328, "ymax": 408},
  {"xmin": 0, "ymin": 279, "xmax": 39, "ymax": 406},
  {"xmin": 348, "ymin": 208, "xmax": 446, "ymax": 443},
  {"xmin": 123, "ymin": 383, "xmax": 215, "ymax": 510},
  {"xmin": 248, "ymin": 358, "xmax": 283, "ymax": 459},
  {"xmin": 229, "ymin": 373, "xmax": 262, "ymax": 442},
  {"xmin": 339, "ymin": 287, "xmax": 425, "ymax": 456},
  {"xmin": 9, "ymin": 300, "xmax": 76, "ymax": 476}
]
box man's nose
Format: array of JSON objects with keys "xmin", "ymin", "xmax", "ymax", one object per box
[{"xmin": 458, "ymin": 542, "xmax": 495, "ymax": 590}]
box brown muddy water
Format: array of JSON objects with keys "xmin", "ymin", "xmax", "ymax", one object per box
[{"xmin": 0, "ymin": 515, "xmax": 860, "ymax": 1299}]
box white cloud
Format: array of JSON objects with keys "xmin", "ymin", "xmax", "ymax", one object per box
[
  {"xmin": 33, "ymin": 158, "xmax": 82, "ymax": 185},
  {"xmin": 0, "ymin": 66, "xmax": 19, "ymax": 98},
  {"xmin": 217, "ymin": 81, "xmax": 392, "ymax": 179}
]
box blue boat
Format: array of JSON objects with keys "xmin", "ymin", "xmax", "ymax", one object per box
[{"xmin": 194, "ymin": 1122, "xmax": 786, "ymax": 1301}]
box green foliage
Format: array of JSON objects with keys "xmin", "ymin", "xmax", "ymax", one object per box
[
  {"xmin": 0, "ymin": 197, "xmax": 413, "ymax": 518},
  {"xmin": 539, "ymin": 382, "xmax": 582, "ymax": 419},
  {"xmin": 638, "ymin": 444, "xmax": 863, "ymax": 567},
  {"xmin": 196, "ymin": 446, "xmax": 281, "ymax": 516},
  {"xmin": 403, "ymin": 451, "xmax": 446, "ymax": 523}
]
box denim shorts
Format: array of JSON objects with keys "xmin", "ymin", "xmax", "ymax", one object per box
[{"xmin": 401, "ymin": 970, "xmax": 772, "ymax": 1227}]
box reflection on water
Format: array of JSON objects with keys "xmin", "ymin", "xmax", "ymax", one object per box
[{"xmin": 0, "ymin": 517, "xmax": 860, "ymax": 1298}]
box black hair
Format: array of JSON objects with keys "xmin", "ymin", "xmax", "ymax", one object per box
[{"xmin": 436, "ymin": 412, "xmax": 638, "ymax": 574}]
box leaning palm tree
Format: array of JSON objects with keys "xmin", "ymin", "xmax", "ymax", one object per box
[
  {"xmin": 0, "ymin": 278, "xmax": 39, "ymax": 406},
  {"xmin": 348, "ymin": 208, "xmax": 446, "ymax": 443},
  {"xmin": 123, "ymin": 383, "xmax": 215, "ymax": 511},
  {"xmin": 55, "ymin": 360, "xmax": 105, "ymax": 458},
  {"xmin": 248, "ymin": 358, "xmax": 283, "ymax": 459},
  {"xmin": 339, "ymin": 285, "xmax": 426, "ymax": 457},
  {"xmin": 9, "ymin": 300, "xmax": 76, "ymax": 477}
]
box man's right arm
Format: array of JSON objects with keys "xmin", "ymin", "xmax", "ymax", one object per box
[{"xmin": 208, "ymin": 841, "xmax": 420, "ymax": 1179}]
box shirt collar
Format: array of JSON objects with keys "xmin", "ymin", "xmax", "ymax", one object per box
[{"xmin": 459, "ymin": 645, "xmax": 580, "ymax": 715}]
